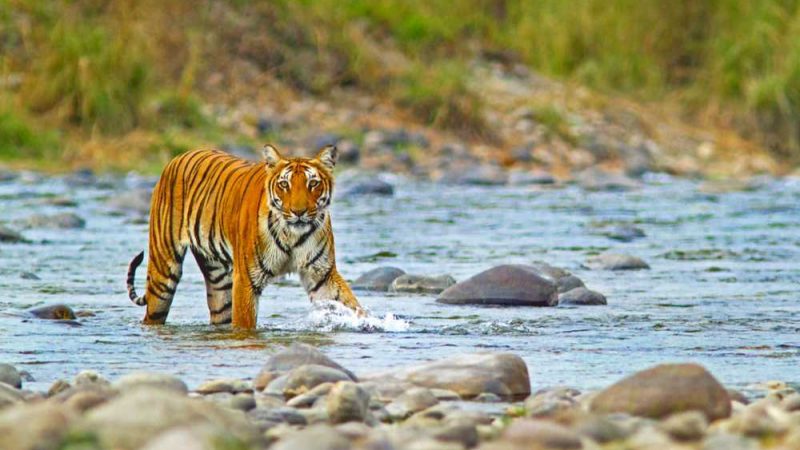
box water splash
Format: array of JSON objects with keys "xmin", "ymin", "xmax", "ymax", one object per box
[{"xmin": 304, "ymin": 300, "xmax": 410, "ymax": 332}]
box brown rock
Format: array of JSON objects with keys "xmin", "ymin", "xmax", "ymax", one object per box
[
  {"xmin": 589, "ymin": 363, "xmax": 731, "ymax": 421},
  {"xmin": 437, "ymin": 265, "xmax": 558, "ymax": 307},
  {"xmin": 0, "ymin": 403, "xmax": 74, "ymax": 450},
  {"xmin": 502, "ymin": 419, "xmax": 583, "ymax": 449}
]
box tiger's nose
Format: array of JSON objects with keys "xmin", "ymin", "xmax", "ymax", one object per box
[{"xmin": 291, "ymin": 208, "xmax": 307, "ymax": 217}]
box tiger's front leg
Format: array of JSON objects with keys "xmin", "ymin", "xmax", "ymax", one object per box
[
  {"xmin": 302, "ymin": 265, "xmax": 365, "ymax": 316},
  {"xmin": 231, "ymin": 268, "xmax": 259, "ymax": 329}
]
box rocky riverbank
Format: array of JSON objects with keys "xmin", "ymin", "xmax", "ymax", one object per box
[{"xmin": 0, "ymin": 344, "xmax": 798, "ymax": 450}]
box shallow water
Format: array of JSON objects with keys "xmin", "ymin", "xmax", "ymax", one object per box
[{"xmin": 1, "ymin": 173, "xmax": 799, "ymax": 393}]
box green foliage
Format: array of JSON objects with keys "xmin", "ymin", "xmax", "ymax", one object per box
[{"xmin": 0, "ymin": 105, "xmax": 59, "ymax": 159}]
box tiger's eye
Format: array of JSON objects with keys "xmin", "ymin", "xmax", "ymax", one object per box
[
  {"xmin": 308, "ymin": 179, "xmax": 319, "ymax": 188},
  {"xmin": 278, "ymin": 180, "xmax": 289, "ymax": 190}
]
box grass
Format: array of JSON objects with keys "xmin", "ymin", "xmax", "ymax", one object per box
[{"xmin": 1, "ymin": 0, "xmax": 800, "ymax": 169}]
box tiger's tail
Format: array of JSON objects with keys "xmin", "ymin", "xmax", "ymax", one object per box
[{"xmin": 127, "ymin": 251, "xmax": 147, "ymax": 306}]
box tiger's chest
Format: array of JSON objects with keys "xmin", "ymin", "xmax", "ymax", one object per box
[{"xmin": 253, "ymin": 220, "xmax": 324, "ymax": 282}]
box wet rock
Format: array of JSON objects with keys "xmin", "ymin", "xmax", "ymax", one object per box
[
  {"xmin": 601, "ymin": 224, "xmax": 646, "ymax": 242},
  {"xmin": 590, "ymin": 363, "xmax": 731, "ymax": 420},
  {"xmin": 0, "ymin": 168, "xmax": 17, "ymax": 182},
  {"xmin": 660, "ymin": 410, "xmax": 708, "ymax": 441},
  {"xmin": 558, "ymin": 287, "xmax": 607, "ymax": 306},
  {"xmin": 369, "ymin": 352, "xmax": 530, "ymax": 401},
  {"xmin": 389, "ymin": 274, "xmax": 456, "ymax": 294},
  {"xmin": 42, "ymin": 196, "xmax": 78, "ymax": 207},
  {"xmin": 64, "ymin": 168, "xmax": 96, "ymax": 187},
  {"xmin": 439, "ymin": 163, "xmax": 508, "ymax": 185},
  {"xmin": 196, "ymin": 378, "xmax": 251, "ymax": 394},
  {"xmin": 106, "ymin": 188, "xmax": 153, "ymax": 216},
  {"xmin": 352, "ymin": 267, "xmax": 406, "ymax": 292},
  {"xmin": 437, "ymin": 264, "xmax": 558, "ymax": 307},
  {"xmin": 502, "ymin": 419, "xmax": 583, "ymax": 449},
  {"xmin": 385, "ymin": 387, "xmax": 439, "ymax": 421},
  {"xmin": 114, "ymin": 372, "xmax": 188, "ymax": 394},
  {"xmin": 270, "ymin": 424, "xmax": 350, "ymax": 450},
  {"xmin": 20, "ymin": 272, "xmax": 40, "ymax": 280},
  {"xmin": 19, "ymin": 212, "xmax": 85, "ymax": 229},
  {"xmin": 584, "ymin": 252, "xmax": 650, "ymax": 270},
  {"xmin": 575, "ymin": 167, "xmax": 641, "ymax": 191},
  {"xmin": 326, "ymin": 381, "xmax": 370, "ymax": 424},
  {"xmin": 0, "ymin": 225, "xmax": 26, "ymax": 243},
  {"xmin": 28, "ymin": 304, "xmax": 76, "ymax": 320},
  {"xmin": 339, "ymin": 178, "xmax": 394, "ymax": 197},
  {"xmin": 528, "ymin": 261, "xmax": 586, "ymax": 293},
  {"xmin": 283, "ymin": 364, "xmax": 354, "ymax": 399},
  {"xmin": 79, "ymin": 388, "xmax": 261, "ymax": 450},
  {"xmin": 507, "ymin": 169, "xmax": 556, "ymax": 186},
  {"xmin": 0, "ymin": 403, "xmax": 73, "ymax": 450},
  {"xmin": 0, "ymin": 363, "xmax": 22, "ymax": 389},
  {"xmin": 254, "ymin": 343, "xmax": 356, "ymax": 391}
]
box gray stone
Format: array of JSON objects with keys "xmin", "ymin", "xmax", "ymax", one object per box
[
  {"xmin": 64, "ymin": 169, "xmax": 96, "ymax": 187},
  {"xmin": 287, "ymin": 382, "xmax": 334, "ymax": 408},
  {"xmin": 431, "ymin": 423, "xmax": 480, "ymax": 448},
  {"xmin": 249, "ymin": 406, "xmax": 307, "ymax": 429},
  {"xmin": 0, "ymin": 403, "xmax": 73, "ymax": 450},
  {"xmin": 590, "ymin": 363, "xmax": 731, "ymax": 421},
  {"xmin": 389, "ymin": 274, "xmax": 456, "ymax": 294},
  {"xmin": 255, "ymin": 343, "xmax": 356, "ymax": 391},
  {"xmin": 528, "ymin": 261, "xmax": 586, "ymax": 293},
  {"xmin": 0, "ymin": 364, "xmax": 21, "ymax": 389},
  {"xmin": 229, "ymin": 393, "xmax": 257, "ymax": 412},
  {"xmin": 437, "ymin": 264, "xmax": 558, "ymax": 307},
  {"xmin": 326, "ymin": 381, "xmax": 370, "ymax": 424},
  {"xmin": 508, "ymin": 169, "xmax": 556, "ymax": 185},
  {"xmin": 438, "ymin": 163, "xmax": 507, "ymax": 186},
  {"xmin": 114, "ymin": 372, "xmax": 188, "ymax": 394},
  {"xmin": 584, "ymin": 252, "xmax": 650, "ymax": 270},
  {"xmin": 573, "ymin": 416, "xmax": 630, "ymax": 443},
  {"xmin": 559, "ymin": 287, "xmax": 607, "ymax": 305},
  {"xmin": 28, "ymin": 304, "xmax": 77, "ymax": 320},
  {"xmin": 19, "ymin": 212, "xmax": 85, "ymax": 229},
  {"xmin": 352, "ymin": 267, "xmax": 406, "ymax": 292},
  {"xmin": 660, "ymin": 410, "xmax": 708, "ymax": 441},
  {"xmin": 0, "ymin": 226, "xmax": 26, "ymax": 243},
  {"xmin": 603, "ymin": 224, "xmax": 646, "ymax": 242},
  {"xmin": 283, "ymin": 364, "xmax": 354, "ymax": 399},
  {"xmin": 368, "ymin": 352, "xmax": 530, "ymax": 401},
  {"xmin": 270, "ymin": 424, "xmax": 350, "ymax": 450},
  {"xmin": 339, "ymin": 178, "xmax": 394, "ymax": 197},
  {"xmin": 106, "ymin": 188, "xmax": 153, "ymax": 216},
  {"xmin": 195, "ymin": 378, "xmax": 251, "ymax": 394},
  {"xmin": 575, "ymin": 167, "xmax": 641, "ymax": 191},
  {"xmin": 385, "ymin": 387, "xmax": 439, "ymax": 421}
]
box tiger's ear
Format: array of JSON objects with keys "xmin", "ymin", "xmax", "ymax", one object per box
[
  {"xmin": 314, "ymin": 145, "xmax": 338, "ymax": 171},
  {"xmin": 262, "ymin": 144, "xmax": 283, "ymax": 168}
]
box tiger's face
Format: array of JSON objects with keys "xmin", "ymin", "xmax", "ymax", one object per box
[{"xmin": 263, "ymin": 144, "xmax": 336, "ymax": 229}]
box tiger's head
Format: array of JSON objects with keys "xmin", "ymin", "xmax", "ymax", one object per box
[{"xmin": 262, "ymin": 144, "xmax": 337, "ymax": 230}]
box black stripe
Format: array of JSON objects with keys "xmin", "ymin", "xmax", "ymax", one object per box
[
  {"xmin": 309, "ymin": 267, "xmax": 333, "ymax": 293},
  {"xmin": 210, "ymin": 302, "xmax": 232, "ymax": 315},
  {"xmin": 216, "ymin": 282, "xmax": 233, "ymax": 291},
  {"xmin": 293, "ymin": 222, "xmax": 319, "ymax": 248},
  {"xmin": 147, "ymin": 310, "xmax": 169, "ymax": 321},
  {"xmin": 305, "ymin": 243, "xmax": 327, "ymax": 268},
  {"xmin": 215, "ymin": 317, "xmax": 232, "ymax": 325},
  {"xmin": 208, "ymin": 270, "xmax": 229, "ymax": 285},
  {"xmin": 267, "ymin": 212, "xmax": 290, "ymax": 254}
]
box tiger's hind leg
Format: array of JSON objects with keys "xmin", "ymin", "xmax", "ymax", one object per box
[
  {"xmin": 192, "ymin": 250, "xmax": 233, "ymax": 325},
  {"xmin": 142, "ymin": 245, "xmax": 187, "ymax": 324}
]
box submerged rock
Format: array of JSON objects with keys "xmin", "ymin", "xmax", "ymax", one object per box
[
  {"xmin": 589, "ymin": 363, "xmax": 731, "ymax": 421},
  {"xmin": 528, "ymin": 261, "xmax": 586, "ymax": 293},
  {"xmin": 438, "ymin": 163, "xmax": 508, "ymax": 186},
  {"xmin": 28, "ymin": 304, "xmax": 77, "ymax": 320},
  {"xmin": 352, "ymin": 267, "xmax": 406, "ymax": 292},
  {"xmin": 18, "ymin": 212, "xmax": 85, "ymax": 229},
  {"xmin": 0, "ymin": 226, "xmax": 26, "ymax": 243},
  {"xmin": 558, "ymin": 287, "xmax": 607, "ymax": 305},
  {"xmin": 389, "ymin": 274, "xmax": 456, "ymax": 294},
  {"xmin": 584, "ymin": 252, "xmax": 650, "ymax": 270},
  {"xmin": 437, "ymin": 264, "xmax": 558, "ymax": 307},
  {"xmin": 575, "ymin": 168, "xmax": 641, "ymax": 191}
]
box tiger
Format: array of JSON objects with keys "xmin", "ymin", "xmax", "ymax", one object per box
[{"xmin": 125, "ymin": 144, "xmax": 364, "ymax": 329}]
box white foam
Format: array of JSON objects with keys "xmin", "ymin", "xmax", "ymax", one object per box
[{"xmin": 304, "ymin": 300, "xmax": 410, "ymax": 332}]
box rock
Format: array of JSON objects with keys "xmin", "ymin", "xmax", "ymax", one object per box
[
  {"xmin": 728, "ymin": 389, "xmax": 750, "ymax": 405},
  {"xmin": 106, "ymin": 188, "xmax": 153, "ymax": 216},
  {"xmin": 352, "ymin": 267, "xmax": 406, "ymax": 292},
  {"xmin": 0, "ymin": 364, "xmax": 22, "ymax": 389},
  {"xmin": 0, "ymin": 226, "xmax": 26, "ymax": 243},
  {"xmin": 255, "ymin": 343, "xmax": 356, "ymax": 391},
  {"xmin": 287, "ymin": 382, "xmax": 334, "ymax": 408},
  {"xmin": 431, "ymin": 423, "xmax": 480, "ymax": 448},
  {"xmin": 702, "ymin": 434, "xmax": 760, "ymax": 450},
  {"xmin": 230, "ymin": 393, "xmax": 257, "ymax": 412},
  {"xmin": 337, "ymin": 140, "xmax": 360, "ymax": 164},
  {"xmin": 79, "ymin": 388, "xmax": 261, "ymax": 450},
  {"xmin": 312, "ymin": 133, "xmax": 342, "ymax": 149},
  {"xmin": 28, "ymin": 304, "xmax": 77, "ymax": 320},
  {"xmin": 270, "ymin": 424, "xmax": 350, "ymax": 450},
  {"xmin": 389, "ymin": 274, "xmax": 456, "ymax": 294},
  {"xmin": 0, "ymin": 403, "xmax": 73, "ymax": 450},
  {"xmin": 502, "ymin": 419, "xmax": 583, "ymax": 449},
  {"xmin": 575, "ymin": 168, "xmax": 641, "ymax": 191},
  {"xmin": 438, "ymin": 163, "xmax": 507, "ymax": 185},
  {"xmin": 590, "ymin": 363, "xmax": 731, "ymax": 421},
  {"xmin": 43, "ymin": 196, "xmax": 78, "ymax": 207},
  {"xmin": 430, "ymin": 389, "xmax": 461, "ymax": 401},
  {"xmin": 141, "ymin": 425, "xmax": 249, "ymax": 450},
  {"xmin": 528, "ymin": 261, "xmax": 586, "ymax": 293},
  {"xmin": 114, "ymin": 372, "xmax": 188, "ymax": 394},
  {"xmin": 64, "ymin": 168, "xmax": 96, "ymax": 187},
  {"xmin": 249, "ymin": 406, "xmax": 307, "ymax": 430},
  {"xmin": 0, "ymin": 382, "xmax": 24, "ymax": 408},
  {"xmin": 507, "ymin": 169, "xmax": 556, "ymax": 186},
  {"xmin": 326, "ymin": 381, "xmax": 370, "ymax": 424},
  {"xmin": 19, "ymin": 212, "xmax": 85, "ymax": 229},
  {"xmin": 48, "ymin": 379, "xmax": 71, "ymax": 397},
  {"xmin": 20, "ymin": 272, "xmax": 40, "ymax": 280},
  {"xmin": 369, "ymin": 353, "xmax": 530, "ymax": 401},
  {"xmin": 0, "ymin": 168, "xmax": 17, "ymax": 182},
  {"xmin": 602, "ymin": 224, "xmax": 646, "ymax": 242},
  {"xmin": 660, "ymin": 410, "xmax": 708, "ymax": 441},
  {"xmin": 573, "ymin": 416, "xmax": 630, "ymax": 443},
  {"xmin": 558, "ymin": 288, "xmax": 607, "ymax": 306},
  {"xmin": 283, "ymin": 364, "xmax": 354, "ymax": 399},
  {"xmin": 195, "ymin": 378, "xmax": 251, "ymax": 394},
  {"xmin": 437, "ymin": 264, "xmax": 558, "ymax": 307},
  {"xmin": 385, "ymin": 387, "xmax": 439, "ymax": 421},
  {"xmin": 523, "ymin": 387, "xmax": 580, "ymax": 418},
  {"xmin": 63, "ymin": 387, "xmax": 114, "ymax": 412},
  {"xmin": 584, "ymin": 253, "xmax": 650, "ymax": 270},
  {"xmin": 73, "ymin": 370, "xmax": 111, "ymax": 387},
  {"xmin": 474, "ymin": 392, "xmax": 503, "ymax": 403},
  {"xmin": 339, "ymin": 178, "xmax": 394, "ymax": 197}
]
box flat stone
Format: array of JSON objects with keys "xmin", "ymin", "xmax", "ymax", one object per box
[
  {"xmin": 389, "ymin": 274, "xmax": 456, "ymax": 294},
  {"xmin": 584, "ymin": 252, "xmax": 650, "ymax": 270},
  {"xmin": 0, "ymin": 363, "xmax": 22, "ymax": 389},
  {"xmin": 558, "ymin": 287, "xmax": 607, "ymax": 305},
  {"xmin": 437, "ymin": 264, "xmax": 558, "ymax": 307},
  {"xmin": 352, "ymin": 267, "xmax": 406, "ymax": 292},
  {"xmin": 114, "ymin": 372, "xmax": 188, "ymax": 394},
  {"xmin": 590, "ymin": 363, "xmax": 731, "ymax": 421}
]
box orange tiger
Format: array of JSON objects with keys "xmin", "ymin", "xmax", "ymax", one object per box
[{"xmin": 126, "ymin": 145, "xmax": 364, "ymax": 329}]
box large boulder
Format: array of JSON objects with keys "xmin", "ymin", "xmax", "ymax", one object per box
[
  {"xmin": 352, "ymin": 267, "xmax": 406, "ymax": 292},
  {"xmin": 589, "ymin": 363, "xmax": 731, "ymax": 421},
  {"xmin": 79, "ymin": 388, "xmax": 262, "ymax": 450},
  {"xmin": 366, "ymin": 353, "xmax": 530, "ymax": 401},
  {"xmin": 437, "ymin": 265, "xmax": 558, "ymax": 307},
  {"xmin": 254, "ymin": 343, "xmax": 356, "ymax": 391}
]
